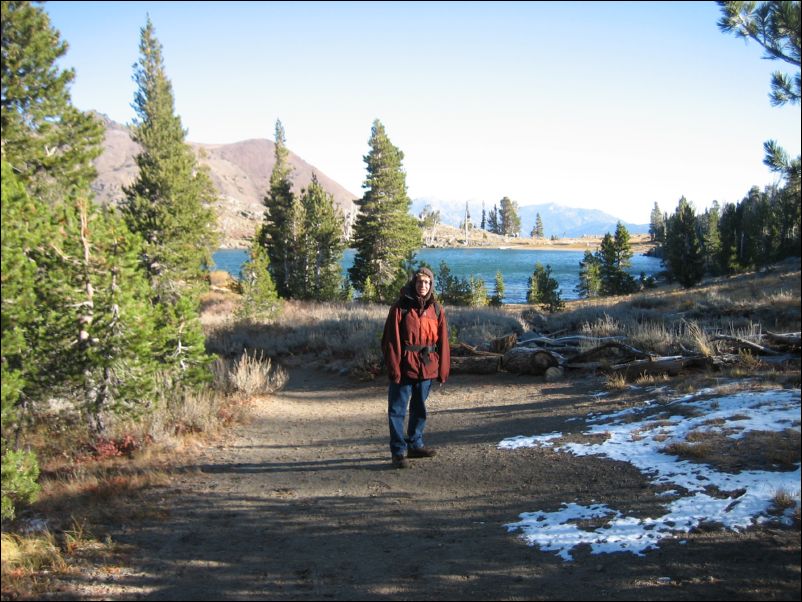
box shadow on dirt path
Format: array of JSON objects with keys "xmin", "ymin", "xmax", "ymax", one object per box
[{"xmin": 60, "ymin": 370, "xmax": 800, "ymax": 600}]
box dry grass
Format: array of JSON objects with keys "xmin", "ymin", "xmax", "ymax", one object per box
[
  {"xmin": 661, "ymin": 427, "xmax": 801, "ymax": 473},
  {"xmin": 0, "ymin": 515, "xmax": 114, "ymax": 600},
  {"xmin": 1, "ymin": 531, "xmax": 67, "ymax": 574},
  {"xmin": 204, "ymin": 299, "xmax": 525, "ymax": 377},
  {"xmin": 2, "ymin": 344, "xmax": 290, "ymax": 599},
  {"xmin": 211, "ymin": 351, "xmax": 289, "ymax": 397},
  {"xmin": 6, "ymin": 260, "xmax": 798, "ymax": 598},
  {"xmin": 604, "ymin": 372, "xmax": 629, "ymax": 390}
]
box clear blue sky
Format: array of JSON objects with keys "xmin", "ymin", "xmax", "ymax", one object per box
[{"xmin": 45, "ymin": 1, "xmax": 801, "ymax": 224}]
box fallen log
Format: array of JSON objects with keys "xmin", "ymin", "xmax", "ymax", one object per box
[
  {"xmin": 454, "ymin": 342, "xmax": 501, "ymax": 357},
  {"xmin": 519, "ymin": 335, "xmax": 626, "ymax": 348},
  {"xmin": 605, "ymin": 355, "xmax": 708, "ymax": 378},
  {"xmin": 503, "ymin": 347, "xmax": 561, "ymax": 374},
  {"xmin": 567, "ymin": 341, "xmax": 653, "ymax": 364},
  {"xmin": 711, "ymin": 335, "xmax": 781, "ymax": 355},
  {"xmin": 765, "ymin": 331, "xmax": 801, "ymax": 348},
  {"xmin": 451, "ymin": 354, "xmax": 502, "ymax": 374}
]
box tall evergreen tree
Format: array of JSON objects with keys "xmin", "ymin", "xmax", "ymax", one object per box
[
  {"xmin": 763, "ymin": 140, "xmax": 801, "ymax": 255},
  {"xmin": 716, "ymin": 201, "xmax": 741, "ymax": 273},
  {"xmin": 349, "ymin": 120, "xmax": 421, "ymax": 302},
  {"xmin": 487, "ymin": 204, "xmax": 500, "ymax": 234},
  {"xmin": 490, "ymin": 270, "xmax": 505, "ymax": 306},
  {"xmin": 121, "ymin": 17, "xmax": 219, "ymax": 286},
  {"xmin": 260, "ymin": 119, "xmax": 303, "ymax": 297},
  {"xmin": 576, "ymin": 249, "xmax": 602, "ymax": 298},
  {"xmin": 1, "ymin": 4, "xmax": 158, "ymax": 517},
  {"xmin": 299, "ymin": 174, "xmax": 346, "ymax": 301},
  {"xmin": 499, "ymin": 196, "xmax": 522, "ymax": 236},
  {"xmin": 718, "ymin": 1, "xmax": 801, "ymax": 254},
  {"xmin": 596, "ymin": 224, "xmax": 637, "ymax": 296},
  {"xmin": 649, "ymin": 202, "xmax": 665, "ymax": 243},
  {"xmin": 664, "ymin": 197, "xmax": 705, "ymax": 288},
  {"xmin": 120, "ymin": 17, "xmax": 216, "ymax": 387},
  {"xmin": 527, "ymin": 263, "xmax": 564, "ymax": 312},
  {"xmin": 701, "ymin": 202, "xmax": 722, "ymax": 274},
  {"xmin": 240, "ymin": 226, "xmax": 282, "ymax": 320},
  {"xmin": 1, "ymin": 162, "xmax": 43, "ymax": 519},
  {"xmin": 1, "ymin": 1, "xmax": 104, "ymax": 201},
  {"xmin": 531, "ymin": 213, "xmax": 544, "ymax": 239}
]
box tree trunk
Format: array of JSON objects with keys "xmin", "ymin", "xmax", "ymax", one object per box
[{"xmin": 502, "ymin": 347, "xmax": 560, "ymax": 374}]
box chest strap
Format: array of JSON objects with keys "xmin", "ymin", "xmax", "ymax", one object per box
[{"xmin": 403, "ymin": 344, "xmax": 436, "ymax": 365}]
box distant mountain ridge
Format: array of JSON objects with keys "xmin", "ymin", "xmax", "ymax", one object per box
[
  {"xmin": 92, "ymin": 114, "xmax": 648, "ymax": 247},
  {"xmin": 411, "ymin": 198, "xmax": 649, "ymax": 238},
  {"xmin": 90, "ymin": 114, "xmax": 358, "ymax": 248}
]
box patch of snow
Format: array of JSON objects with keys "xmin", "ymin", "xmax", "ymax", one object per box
[{"xmin": 500, "ymin": 388, "xmax": 801, "ymax": 561}]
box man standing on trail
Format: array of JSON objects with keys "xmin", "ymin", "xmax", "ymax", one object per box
[{"xmin": 381, "ymin": 267, "xmax": 451, "ymax": 469}]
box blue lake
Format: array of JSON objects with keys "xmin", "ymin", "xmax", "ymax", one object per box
[{"xmin": 211, "ymin": 247, "xmax": 663, "ymax": 303}]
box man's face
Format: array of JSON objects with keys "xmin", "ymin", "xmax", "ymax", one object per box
[{"xmin": 415, "ymin": 276, "xmax": 431, "ymax": 297}]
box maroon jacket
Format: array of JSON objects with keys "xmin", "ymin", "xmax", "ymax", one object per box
[{"xmin": 381, "ymin": 286, "xmax": 450, "ymax": 384}]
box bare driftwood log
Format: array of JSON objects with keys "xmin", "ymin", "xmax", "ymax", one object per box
[
  {"xmin": 502, "ymin": 347, "xmax": 561, "ymax": 374},
  {"xmin": 605, "ymin": 355, "xmax": 709, "ymax": 378},
  {"xmin": 567, "ymin": 341, "xmax": 653, "ymax": 365},
  {"xmin": 519, "ymin": 335, "xmax": 626, "ymax": 348},
  {"xmin": 765, "ymin": 331, "xmax": 801, "ymax": 348},
  {"xmin": 454, "ymin": 342, "xmax": 502, "ymax": 357},
  {"xmin": 451, "ymin": 354, "xmax": 502, "ymax": 374},
  {"xmin": 711, "ymin": 335, "xmax": 782, "ymax": 355}
]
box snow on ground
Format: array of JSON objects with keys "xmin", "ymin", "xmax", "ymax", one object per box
[{"xmin": 499, "ymin": 387, "xmax": 801, "ymax": 561}]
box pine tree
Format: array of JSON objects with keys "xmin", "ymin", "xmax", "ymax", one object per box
[
  {"xmin": 499, "ymin": 196, "xmax": 521, "ymax": 236},
  {"xmin": 299, "ymin": 175, "xmax": 346, "ymax": 301},
  {"xmin": 490, "ymin": 270, "xmax": 505, "ymax": 306},
  {"xmin": 121, "ymin": 17, "xmax": 220, "ymax": 286},
  {"xmin": 718, "ymin": 1, "xmax": 800, "ymax": 106},
  {"xmin": 260, "ymin": 119, "xmax": 302, "ymax": 297},
  {"xmin": 531, "ymin": 213, "xmax": 544, "ymax": 239},
  {"xmin": 527, "ymin": 263, "xmax": 564, "ymax": 312},
  {"xmin": 1, "ymin": 1, "xmax": 104, "ymax": 201},
  {"xmin": 1, "ymin": 162, "xmax": 42, "ymax": 519},
  {"xmin": 664, "ymin": 197, "xmax": 705, "ymax": 288},
  {"xmin": 718, "ymin": 1, "xmax": 801, "ymax": 258},
  {"xmin": 349, "ymin": 120, "xmax": 421, "ymax": 302},
  {"xmin": 240, "ymin": 227, "xmax": 282, "ymax": 320},
  {"xmin": 120, "ymin": 17, "xmax": 216, "ymax": 387},
  {"xmin": 701, "ymin": 202, "xmax": 722, "ymax": 274},
  {"xmin": 2, "ymin": 4, "xmax": 160, "ymax": 517},
  {"xmin": 577, "ymin": 250, "xmax": 602, "ymax": 298},
  {"xmin": 594, "ymin": 223, "xmax": 637, "ymax": 296},
  {"xmin": 487, "ymin": 205, "xmax": 500, "ymax": 234},
  {"xmin": 716, "ymin": 202, "xmax": 741, "ymax": 273},
  {"xmin": 649, "ymin": 202, "xmax": 665, "ymax": 243}
]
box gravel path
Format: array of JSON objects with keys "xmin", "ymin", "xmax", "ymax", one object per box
[{"xmin": 64, "ymin": 369, "xmax": 800, "ymax": 601}]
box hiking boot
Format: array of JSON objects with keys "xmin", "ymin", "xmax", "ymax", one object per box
[
  {"xmin": 407, "ymin": 446, "xmax": 437, "ymax": 459},
  {"xmin": 391, "ymin": 454, "xmax": 409, "ymax": 469}
]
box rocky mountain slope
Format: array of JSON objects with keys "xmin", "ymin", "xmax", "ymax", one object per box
[{"xmin": 91, "ymin": 114, "xmax": 358, "ymax": 248}]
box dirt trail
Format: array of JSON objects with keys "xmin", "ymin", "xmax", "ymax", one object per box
[{"xmin": 68, "ymin": 369, "xmax": 799, "ymax": 601}]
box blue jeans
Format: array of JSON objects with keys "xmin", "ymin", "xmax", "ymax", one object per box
[{"xmin": 388, "ymin": 378, "xmax": 432, "ymax": 456}]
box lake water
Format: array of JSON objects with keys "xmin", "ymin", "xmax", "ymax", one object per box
[{"xmin": 211, "ymin": 247, "xmax": 663, "ymax": 303}]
